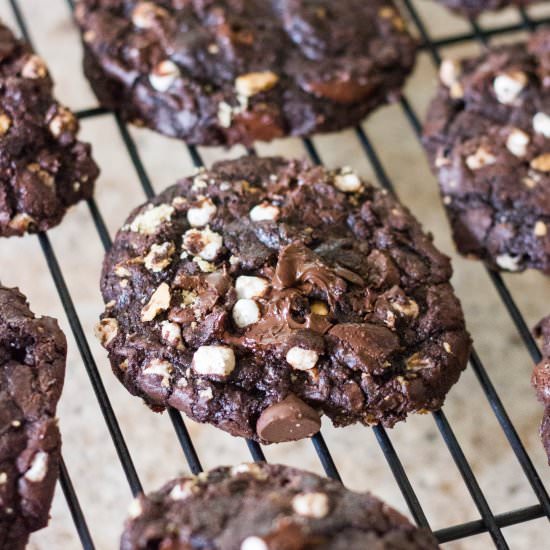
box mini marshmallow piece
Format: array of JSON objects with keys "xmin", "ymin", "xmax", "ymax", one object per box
[
  {"xmin": 493, "ymin": 71, "xmax": 527, "ymax": 104},
  {"xmin": 143, "ymin": 358, "xmax": 173, "ymax": 388},
  {"xmin": 193, "ymin": 346, "xmax": 236, "ymax": 377},
  {"xmin": 169, "ymin": 480, "xmax": 198, "ymax": 501},
  {"xmin": 187, "ymin": 197, "xmax": 217, "ymax": 227},
  {"xmin": 141, "ymin": 282, "xmax": 171, "ymax": 322},
  {"xmin": 24, "ymin": 451, "xmax": 48, "ymax": 483},
  {"xmin": 466, "ymin": 147, "xmax": 496, "ymax": 170},
  {"xmin": 183, "ymin": 227, "xmax": 223, "ymax": 261},
  {"xmin": 161, "ymin": 320, "xmax": 183, "ymax": 348},
  {"xmin": 533, "ymin": 112, "xmax": 550, "ymax": 138},
  {"xmin": 286, "ymin": 347, "xmax": 319, "ymax": 371},
  {"xmin": 334, "ymin": 169, "xmax": 362, "ymax": 192},
  {"xmin": 249, "ymin": 202, "xmax": 280, "ymax": 222},
  {"xmin": 439, "ymin": 58, "xmax": 461, "ymax": 88},
  {"xmin": 496, "ymin": 254, "xmax": 521, "ymax": 272},
  {"xmin": 132, "ymin": 1, "xmax": 168, "ymax": 28},
  {"xmin": 291, "ymin": 492, "xmax": 329, "ymax": 518},
  {"xmin": 232, "ymin": 299, "xmax": 261, "ymax": 328},
  {"xmin": 534, "ymin": 221, "xmax": 547, "ymax": 237},
  {"xmin": 235, "ymin": 276, "xmax": 269, "ymax": 299},
  {"xmin": 235, "ymin": 71, "xmax": 279, "ymax": 97},
  {"xmin": 149, "ymin": 60, "xmax": 180, "ymax": 92},
  {"xmin": 94, "ymin": 318, "xmax": 119, "ymax": 347},
  {"xmin": 129, "ymin": 204, "xmax": 174, "ymax": 234},
  {"xmin": 241, "ymin": 537, "xmax": 268, "ymax": 550},
  {"xmin": 506, "ymin": 128, "xmax": 530, "ymax": 157},
  {"xmin": 144, "ymin": 241, "xmax": 175, "ymax": 272},
  {"xmin": 127, "ymin": 498, "xmax": 143, "ymax": 519}
]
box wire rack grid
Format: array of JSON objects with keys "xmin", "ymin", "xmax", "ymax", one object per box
[{"xmin": 3, "ymin": 0, "xmax": 550, "ymax": 549}]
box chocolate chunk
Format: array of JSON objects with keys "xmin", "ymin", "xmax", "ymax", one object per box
[
  {"xmin": 100, "ymin": 156, "xmax": 470, "ymax": 443},
  {"xmin": 256, "ymin": 394, "xmax": 321, "ymax": 443},
  {"xmin": 0, "ymin": 285, "xmax": 67, "ymax": 548},
  {"xmin": 424, "ymin": 30, "xmax": 550, "ymax": 274},
  {"xmin": 0, "ymin": 21, "xmax": 99, "ymax": 238},
  {"xmin": 74, "ymin": 0, "xmax": 417, "ymax": 146},
  {"xmin": 120, "ymin": 463, "xmax": 439, "ymax": 550}
]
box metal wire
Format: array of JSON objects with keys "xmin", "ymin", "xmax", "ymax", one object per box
[{"xmin": 7, "ymin": 0, "xmax": 550, "ymax": 547}]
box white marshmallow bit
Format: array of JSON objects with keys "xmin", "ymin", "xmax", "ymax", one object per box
[
  {"xmin": 439, "ymin": 59, "xmax": 461, "ymax": 88},
  {"xmin": 466, "ymin": 147, "xmax": 496, "ymax": 170},
  {"xmin": 149, "ymin": 60, "xmax": 180, "ymax": 92},
  {"xmin": 232, "ymin": 299, "xmax": 260, "ymax": 328},
  {"xmin": 235, "ymin": 276, "xmax": 269, "ymax": 299},
  {"xmin": 161, "ymin": 320, "xmax": 183, "ymax": 348},
  {"xmin": 241, "ymin": 537, "xmax": 268, "ymax": 550},
  {"xmin": 506, "ymin": 128, "xmax": 530, "ymax": 157},
  {"xmin": 187, "ymin": 197, "xmax": 217, "ymax": 227},
  {"xmin": 141, "ymin": 282, "xmax": 171, "ymax": 322},
  {"xmin": 534, "ymin": 221, "xmax": 547, "ymax": 237},
  {"xmin": 127, "ymin": 498, "xmax": 143, "ymax": 519},
  {"xmin": 286, "ymin": 346, "xmax": 319, "ymax": 370},
  {"xmin": 183, "ymin": 228, "xmax": 223, "ymax": 261},
  {"xmin": 143, "ymin": 358, "xmax": 173, "ymax": 388},
  {"xmin": 249, "ymin": 202, "xmax": 280, "ymax": 222},
  {"xmin": 493, "ymin": 71, "xmax": 527, "ymax": 104},
  {"xmin": 169, "ymin": 480, "xmax": 198, "ymax": 500},
  {"xmin": 129, "ymin": 204, "xmax": 174, "ymax": 234},
  {"xmin": 533, "ymin": 112, "xmax": 550, "ymax": 138},
  {"xmin": 24, "ymin": 452, "xmax": 49, "ymax": 483},
  {"xmin": 132, "ymin": 2, "xmax": 167, "ymax": 29},
  {"xmin": 496, "ymin": 254, "xmax": 521, "ymax": 272},
  {"xmin": 291, "ymin": 492, "xmax": 329, "ymax": 518},
  {"xmin": 334, "ymin": 169, "xmax": 362, "ymax": 192},
  {"xmin": 192, "ymin": 346, "xmax": 236, "ymax": 377}
]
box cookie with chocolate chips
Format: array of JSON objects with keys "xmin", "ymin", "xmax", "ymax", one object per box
[
  {"xmin": 0, "ymin": 285, "xmax": 67, "ymax": 549},
  {"xmin": 74, "ymin": 0, "xmax": 417, "ymax": 146},
  {"xmin": 0, "ymin": 21, "xmax": 99, "ymax": 237},
  {"xmin": 99, "ymin": 156, "xmax": 471, "ymax": 443},
  {"xmin": 533, "ymin": 315, "xmax": 550, "ymax": 464},
  {"xmin": 424, "ymin": 30, "xmax": 550, "ymax": 274},
  {"xmin": 120, "ymin": 462, "xmax": 439, "ymax": 549},
  {"xmin": 436, "ymin": 0, "xmax": 538, "ymax": 17}
]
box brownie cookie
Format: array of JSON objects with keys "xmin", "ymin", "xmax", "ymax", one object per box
[
  {"xmin": 436, "ymin": 0, "xmax": 538, "ymax": 17},
  {"xmin": 533, "ymin": 315, "xmax": 550, "ymax": 464},
  {"xmin": 98, "ymin": 156, "xmax": 471, "ymax": 443},
  {"xmin": 74, "ymin": 0, "xmax": 417, "ymax": 147},
  {"xmin": 121, "ymin": 462, "xmax": 439, "ymax": 549},
  {"xmin": 424, "ymin": 30, "xmax": 550, "ymax": 273},
  {"xmin": 0, "ymin": 22, "xmax": 99, "ymax": 238},
  {"xmin": 0, "ymin": 285, "xmax": 67, "ymax": 549}
]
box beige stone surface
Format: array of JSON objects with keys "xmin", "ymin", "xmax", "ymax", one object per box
[{"xmin": 0, "ymin": 1, "xmax": 549, "ymax": 549}]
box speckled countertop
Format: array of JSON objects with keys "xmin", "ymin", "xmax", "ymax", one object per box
[{"xmin": 0, "ymin": 1, "xmax": 549, "ymax": 549}]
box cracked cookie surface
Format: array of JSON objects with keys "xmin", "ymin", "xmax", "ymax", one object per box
[
  {"xmin": 99, "ymin": 156, "xmax": 471, "ymax": 443},
  {"xmin": 75, "ymin": 0, "xmax": 417, "ymax": 146},
  {"xmin": 120, "ymin": 462, "xmax": 439, "ymax": 549},
  {"xmin": 424, "ymin": 30, "xmax": 550, "ymax": 274},
  {"xmin": 0, "ymin": 22, "xmax": 99, "ymax": 237},
  {"xmin": 0, "ymin": 285, "xmax": 66, "ymax": 549}
]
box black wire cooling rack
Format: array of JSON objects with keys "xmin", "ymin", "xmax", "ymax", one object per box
[{"xmin": 5, "ymin": 0, "xmax": 550, "ymax": 548}]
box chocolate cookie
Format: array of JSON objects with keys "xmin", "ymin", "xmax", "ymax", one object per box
[
  {"xmin": 533, "ymin": 315, "xmax": 550, "ymax": 465},
  {"xmin": 436, "ymin": 0, "xmax": 538, "ymax": 17},
  {"xmin": 74, "ymin": 0, "xmax": 417, "ymax": 147},
  {"xmin": 121, "ymin": 462, "xmax": 439, "ymax": 549},
  {"xmin": 0, "ymin": 285, "xmax": 67, "ymax": 549},
  {"xmin": 423, "ymin": 30, "xmax": 550, "ymax": 274},
  {"xmin": 0, "ymin": 22, "xmax": 99, "ymax": 238},
  {"xmin": 98, "ymin": 156, "xmax": 471, "ymax": 444}
]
